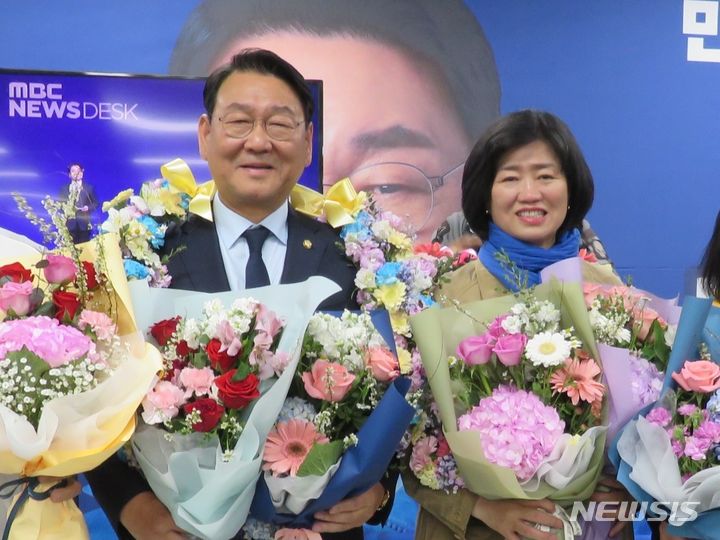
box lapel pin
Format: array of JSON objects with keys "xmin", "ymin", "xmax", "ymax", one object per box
[{"xmin": 303, "ymin": 239, "xmax": 313, "ymax": 249}]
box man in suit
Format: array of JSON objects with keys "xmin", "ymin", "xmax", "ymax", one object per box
[
  {"xmin": 60, "ymin": 163, "xmax": 97, "ymax": 243},
  {"xmin": 85, "ymin": 49, "xmax": 393, "ymax": 539}
]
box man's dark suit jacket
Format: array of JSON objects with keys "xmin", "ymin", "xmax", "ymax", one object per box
[
  {"xmin": 59, "ymin": 182, "xmax": 97, "ymax": 243},
  {"xmin": 85, "ymin": 208, "xmax": 394, "ymax": 539}
]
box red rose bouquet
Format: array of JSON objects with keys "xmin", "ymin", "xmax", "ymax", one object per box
[
  {"xmin": 127, "ymin": 277, "xmax": 340, "ymax": 540},
  {"xmin": 140, "ymin": 296, "xmax": 288, "ymax": 457}
]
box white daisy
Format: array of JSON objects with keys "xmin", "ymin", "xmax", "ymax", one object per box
[{"xmin": 525, "ymin": 332, "xmax": 571, "ymax": 367}]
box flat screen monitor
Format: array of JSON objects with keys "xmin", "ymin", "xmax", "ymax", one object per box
[{"xmin": 0, "ymin": 68, "xmax": 323, "ymax": 243}]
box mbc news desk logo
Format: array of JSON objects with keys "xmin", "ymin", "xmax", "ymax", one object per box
[{"xmin": 7, "ymin": 81, "xmax": 138, "ymax": 120}]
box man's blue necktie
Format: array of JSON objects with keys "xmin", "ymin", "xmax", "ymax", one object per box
[{"xmin": 242, "ymin": 226, "xmax": 271, "ymax": 288}]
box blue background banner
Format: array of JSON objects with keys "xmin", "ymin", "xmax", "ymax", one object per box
[{"xmin": 0, "ymin": 1, "xmax": 718, "ymax": 297}]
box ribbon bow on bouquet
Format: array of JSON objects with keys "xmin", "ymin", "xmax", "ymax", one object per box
[{"xmin": 160, "ymin": 158, "xmax": 215, "ymax": 222}]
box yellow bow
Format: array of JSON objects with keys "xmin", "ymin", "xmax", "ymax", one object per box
[
  {"xmin": 290, "ymin": 178, "xmax": 365, "ymax": 228},
  {"xmin": 161, "ymin": 158, "xmax": 215, "ymax": 221}
]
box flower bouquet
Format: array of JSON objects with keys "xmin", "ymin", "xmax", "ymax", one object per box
[
  {"xmin": 582, "ymin": 282, "xmax": 681, "ymax": 437},
  {"xmin": 101, "ymin": 158, "xmax": 211, "ymax": 287},
  {"xmin": 611, "ymin": 296, "xmax": 720, "ymax": 539},
  {"xmin": 248, "ymin": 309, "xmax": 415, "ymax": 535},
  {"xmin": 409, "ymin": 278, "xmax": 609, "ymax": 536},
  {"xmin": 0, "ymin": 229, "xmax": 161, "ymax": 540},
  {"xmin": 127, "ymin": 276, "xmax": 341, "ymax": 540}
]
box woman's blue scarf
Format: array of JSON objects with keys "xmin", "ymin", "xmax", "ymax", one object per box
[{"xmin": 478, "ymin": 223, "xmax": 581, "ymax": 292}]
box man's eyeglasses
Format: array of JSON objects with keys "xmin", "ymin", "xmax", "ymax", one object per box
[
  {"xmin": 327, "ymin": 161, "xmax": 464, "ymax": 233},
  {"xmin": 216, "ymin": 114, "xmax": 304, "ymax": 141}
]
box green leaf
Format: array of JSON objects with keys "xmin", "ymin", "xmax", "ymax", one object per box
[
  {"xmin": 190, "ymin": 352, "xmax": 206, "ymax": 369},
  {"xmin": 6, "ymin": 347, "xmax": 51, "ymax": 380},
  {"xmin": 296, "ymin": 440, "xmax": 344, "ymax": 477},
  {"xmin": 232, "ymin": 362, "xmax": 251, "ymax": 381}
]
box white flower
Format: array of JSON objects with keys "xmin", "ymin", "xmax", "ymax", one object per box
[
  {"xmin": 525, "ymin": 332, "xmax": 571, "ymax": 367},
  {"xmin": 536, "ymin": 301, "xmax": 561, "ymax": 325},
  {"xmin": 355, "ymin": 268, "xmax": 377, "ymax": 289},
  {"xmin": 501, "ymin": 315, "xmax": 523, "ymax": 335},
  {"xmin": 180, "ymin": 318, "xmax": 201, "ymax": 349},
  {"xmin": 664, "ymin": 324, "xmax": 677, "ymax": 348}
]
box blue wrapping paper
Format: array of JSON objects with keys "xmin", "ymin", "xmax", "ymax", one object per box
[
  {"xmin": 610, "ymin": 296, "xmax": 720, "ymax": 539},
  {"xmin": 250, "ymin": 376, "xmax": 414, "ymax": 527}
]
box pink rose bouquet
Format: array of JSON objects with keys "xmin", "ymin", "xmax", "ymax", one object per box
[
  {"xmin": 611, "ymin": 296, "xmax": 720, "ymax": 538},
  {"xmin": 409, "ymin": 277, "xmax": 609, "ymax": 513},
  {"xmin": 0, "ymin": 227, "xmax": 161, "ymax": 540},
  {"xmin": 263, "ymin": 311, "xmax": 399, "ymax": 481},
  {"xmin": 583, "ymin": 282, "xmax": 681, "ymax": 435},
  {"xmin": 249, "ymin": 309, "xmax": 414, "ymax": 531},
  {"xmin": 410, "ymin": 291, "xmax": 606, "ymax": 493}
]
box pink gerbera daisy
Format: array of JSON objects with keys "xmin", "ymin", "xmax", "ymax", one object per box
[
  {"xmin": 262, "ymin": 419, "xmax": 328, "ymax": 476},
  {"xmin": 550, "ymin": 355, "xmax": 605, "ymax": 406}
]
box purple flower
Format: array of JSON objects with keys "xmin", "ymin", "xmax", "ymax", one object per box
[
  {"xmin": 359, "ymin": 247, "xmax": 385, "ymax": 272},
  {"xmin": 694, "ymin": 420, "xmax": 720, "ymax": 444},
  {"xmin": 629, "ymin": 355, "xmax": 662, "ymax": 407},
  {"xmin": 457, "ymin": 387, "xmax": 565, "ymax": 481},
  {"xmin": 683, "ymin": 436, "xmax": 711, "ymax": 461},
  {"xmin": 670, "ymin": 436, "xmax": 685, "ymax": 458},
  {"xmin": 646, "ymin": 407, "xmax": 673, "ymax": 427},
  {"xmin": 678, "ymin": 404, "xmax": 699, "ymax": 416}
]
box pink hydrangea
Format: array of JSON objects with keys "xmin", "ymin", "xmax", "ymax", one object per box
[
  {"xmin": 458, "ymin": 386, "xmax": 565, "ymax": 481},
  {"xmin": 0, "ymin": 315, "xmax": 95, "ymax": 367}
]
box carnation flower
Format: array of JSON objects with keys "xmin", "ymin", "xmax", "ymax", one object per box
[
  {"xmin": 410, "ymin": 435, "xmax": 437, "ymax": 473},
  {"xmin": 646, "ymin": 407, "xmax": 672, "ymax": 427},
  {"xmin": 77, "ymin": 310, "xmax": 117, "ymax": 342},
  {"xmin": 525, "ymin": 332, "xmax": 571, "ymax": 367},
  {"xmin": 263, "ymin": 419, "xmax": 328, "ymax": 477}
]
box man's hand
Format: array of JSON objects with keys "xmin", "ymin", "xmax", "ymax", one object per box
[
  {"xmin": 659, "ymin": 521, "xmax": 687, "ymax": 540},
  {"xmin": 589, "ymin": 476, "xmax": 633, "ymax": 537},
  {"xmin": 312, "ymin": 482, "xmax": 386, "ymax": 534},
  {"xmin": 37, "ymin": 476, "xmax": 82, "ymax": 503},
  {"xmin": 120, "ymin": 491, "xmax": 188, "ymax": 540},
  {"xmin": 471, "ymin": 496, "xmax": 562, "ymax": 540}
]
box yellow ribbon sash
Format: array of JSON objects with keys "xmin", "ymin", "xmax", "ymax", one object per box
[
  {"xmin": 160, "ymin": 159, "xmax": 364, "ymax": 228},
  {"xmin": 161, "ymin": 158, "xmax": 215, "ymax": 222},
  {"xmin": 289, "ymin": 178, "xmax": 365, "ymax": 228}
]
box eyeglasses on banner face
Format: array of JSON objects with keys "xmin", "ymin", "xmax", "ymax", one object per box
[
  {"xmin": 329, "ymin": 161, "xmax": 464, "ymax": 232},
  {"xmin": 216, "ymin": 113, "xmax": 304, "ymax": 141}
]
